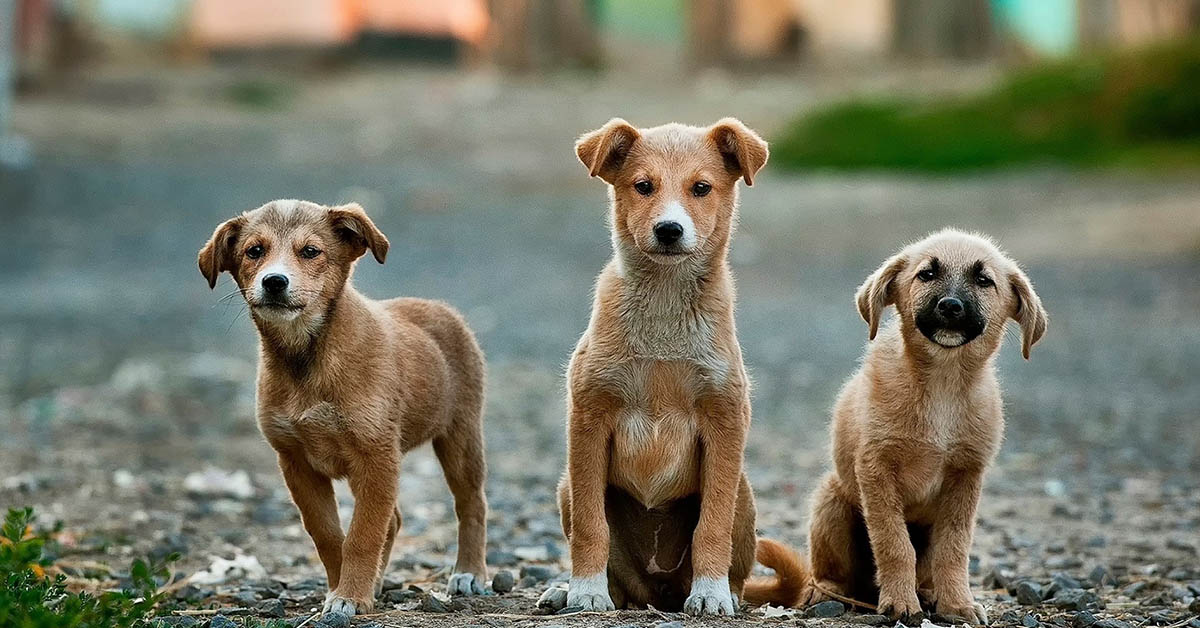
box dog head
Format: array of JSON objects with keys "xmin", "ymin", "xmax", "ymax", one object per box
[
  {"xmin": 856, "ymin": 229, "xmax": 1047, "ymax": 359},
  {"xmin": 198, "ymin": 199, "xmax": 388, "ymax": 332},
  {"xmin": 575, "ymin": 118, "xmax": 767, "ymax": 267}
]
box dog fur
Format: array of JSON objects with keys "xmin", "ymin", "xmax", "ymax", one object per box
[
  {"xmin": 744, "ymin": 229, "xmax": 1047, "ymax": 624},
  {"xmin": 537, "ymin": 118, "xmax": 769, "ymax": 617},
  {"xmin": 198, "ymin": 199, "xmax": 489, "ymax": 616}
]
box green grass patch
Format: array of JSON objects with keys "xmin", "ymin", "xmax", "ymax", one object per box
[{"xmin": 772, "ymin": 38, "xmax": 1200, "ymax": 171}]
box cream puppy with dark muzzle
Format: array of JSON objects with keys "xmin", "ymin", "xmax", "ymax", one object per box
[
  {"xmin": 198, "ymin": 200, "xmax": 489, "ymax": 616},
  {"xmin": 745, "ymin": 230, "xmax": 1048, "ymax": 624},
  {"xmin": 538, "ymin": 118, "xmax": 768, "ymax": 617}
]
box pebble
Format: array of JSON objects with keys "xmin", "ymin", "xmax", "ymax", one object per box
[
  {"xmin": 1017, "ymin": 581, "xmax": 1046, "ymax": 605},
  {"xmin": 655, "ymin": 622, "xmax": 684, "ymax": 628},
  {"xmin": 317, "ymin": 611, "xmax": 350, "ymax": 628},
  {"xmin": 1121, "ymin": 581, "xmax": 1149, "ymax": 597},
  {"xmin": 380, "ymin": 576, "xmax": 405, "ymax": 591},
  {"xmin": 983, "ymin": 567, "xmax": 1013, "ymax": 590},
  {"xmin": 1089, "ymin": 565, "xmax": 1114, "ymax": 587},
  {"xmin": 1092, "ymin": 620, "xmax": 1132, "ymax": 628},
  {"xmin": 491, "ymin": 569, "xmax": 515, "ymax": 593},
  {"xmin": 519, "ymin": 565, "xmax": 555, "ymax": 583},
  {"xmin": 209, "ymin": 616, "xmax": 238, "ymax": 628},
  {"xmin": 255, "ymin": 598, "xmax": 285, "ymax": 618},
  {"xmin": 420, "ymin": 593, "xmax": 451, "ymax": 613},
  {"xmin": 1022, "ymin": 613, "xmax": 1041, "ymax": 628},
  {"xmin": 486, "ymin": 550, "xmax": 519, "ymax": 567},
  {"xmin": 805, "ymin": 600, "xmax": 846, "ymax": 618},
  {"xmin": 1072, "ymin": 611, "xmax": 1098, "ymax": 628},
  {"xmin": 1051, "ymin": 588, "xmax": 1100, "ymax": 611},
  {"xmin": 381, "ymin": 588, "xmax": 416, "ymax": 604},
  {"xmin": 157, "ymin": 618, "xmax": 199, "ymax": 628},
  {"xmin": 852, "ymin": 614, "xmax": 893, "ymax": 626}
]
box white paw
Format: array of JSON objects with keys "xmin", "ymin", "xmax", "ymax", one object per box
[
  {"xmin": 447, "ymin": 572, "xmax": 485, "ymax": 596},
  {"xmin": 537, "ymin": 585, "xmax": 568, "ymax": 610},
  {"xmin": 322, "ymin": 594, "xmax": 369, "ymax": 617},
  {"xmin": 566, "ymin": 573, "xmax": 615, "ymax": 612},
  {"xmin": 684, "ymin": 575, "xmax": 737, "ymax": 616}
]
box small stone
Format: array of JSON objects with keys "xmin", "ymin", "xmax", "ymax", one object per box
[
  {"xmin": 1051, "ymin": 589, "xmax": 1100, "ymax": 611},
  {"xmin": 157, "ymin": 618, "xmax": 199, "ymax": 628},
  {"xmin": 1121, "ymin": 581, "xmax": 1149, "ymax": 597},
  {"xmin": 1051, "ymin": 573, "xmax": 1083, "ymax": 593},
  {"xmin": 983, "ymin": 567, "xmax": 1012, "ymax": 590},
  {"xmin": 255, "ymin": 598, "xmax": 285, "ymax": 618},
  {"xmin": 1166, "ymin": 569, "xmax": 1190, "ymax": 581},
  {"xmin": 232, "ymin": 590, "xmax": 258, "ymax": 605},
  {"xmin": 1149, "ymin": 610, "xmax": 1177, "ymax": 624},
  {"xmin": 852, "ymin": 614, "xmax": 893, "ymax": 626},
  {"xmin": 491, "ymin": 570, "xmax": 515, "ymax": 593},
  {"xmin": 380, "ymin": 576, "xmax": 405, "ymax": 591},
  {"xmin": 1047, "ymin": 556, "xmax": 1083, "ymax": 570},
  {"xmin": 655, "ymin": 622, "xmax": 684, "ymax": 628},
  {"xmin": 209, "ymin": 616, "xmax": 238, "ymax": 628},
  {"xmin": 1093, "ymin": 620, "xmax": 1132, "ymax": 628},
  {"xmin": 1085, "ymin": 536, "xmax": 1106, "ymax": 548},
  {"xmin": 1001, "ymin": 610, "xmax": 1025, "ymax": 624},
  {"xmin": 1022, "ymin": 613, "xmax": 1041, "ymax": 627},
  {"xmin": 317, "ymin": 611, "xmax": 350, "ymax": 628},
  {"xmin": 1191, "ymin": 599, "xmax": 1200, "ymax": 613},
  {"xmin": 486, "ymin": 550, "xmax": 519, "ymax": 567},
  {"xmin": 1017, "ymin": 581, "xmax": 1046, "ymax": 605},
  {"xmin": 969, "ymin": 555, "xmax": 981, "ymax": 576},
  {"xmin": 420, "ymin": 593, "xmax": 450, "ymax": 613},
  {"xmin": 806, "ymin": 600, "xmax": 846, "ymax": 618},
  {"xmin": 1089, "ymin": 565, "xmax": 1114, "ymax": 587},
  {"xmin": 519, "ymin": 565, "xmax": 555, "ymax": 583},
  {"xmin": 1072, "ymin": 611, "xmax": 1097, "ymax": 628},
  {"xmin": 382, "ymin": 588, "xmax": 416, "ymax": 604}
]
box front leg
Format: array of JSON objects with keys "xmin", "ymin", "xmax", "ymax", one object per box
[
  {"xmin": 685, "ymin": 395, "xmax": 748, "ymax": 617},
  {"xmin": 324, "ymin": 456, "xmax": 399, "ymax": 616},
  {"xmin": 929, "ymin": 470, "xmax": 987, "ymax": 624},
  {"xmin": 857, "ymin": 458, "xmax": 922, "ymax": 620},
  {"xmin": 564, "ymin": 396, "xmax": 617, "ymax": 612},
  {"xmin": 278, "ymin": 453, "xmax": 344, "ymax": 591}
]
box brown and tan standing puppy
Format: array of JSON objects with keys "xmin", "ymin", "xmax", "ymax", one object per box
[
  {"xmin": 745, "ymin": 230, "xmax": 1048, "ymax": 624},
  {"xmin": 198, "ymin": 200, "xmax": 489, "ymax": 617},
  {"xmin": 537, "ymin": 118, "xmax": 768, "ymax": 616}
]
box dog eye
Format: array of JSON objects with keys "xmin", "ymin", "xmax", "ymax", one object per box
[
  {"xmin": 633, "ymin": 180, "xmax": 654, "ymax": 196},
  {"xmin": 917, "ymin": 268, "xmax": 937, "ymax": 281},
  {"xmin": 299, "ymin": 246, "xmax": 322, "ymax": 259},
  {"xmin": 691, "ymin": 181, "xmax": 712, "ymax": 197},
  {"xmin": 246, "ymin": 245, "xmax": 265, "ymax": 259},
  {"xmin": 976, "ymin": 275, "xmax": 994, "ymax": 287}
]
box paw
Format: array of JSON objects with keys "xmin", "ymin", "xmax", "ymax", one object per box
[
  {"xmin": 565, "ymin": 573, "xmax": 615, "ymax": 612},
  {"xmin": 937, "ymin": 600, "xmax": 988, "ymax": 625},
  {"xmin": 877, "ymin": 587, "xmax": 923, "ymax": 621},
  {"xmin": 536, "ymin": 585, "xmax": 568, "ymax": 611},
  {"xmin": 322, "ymin": 592, "xmax": 373, "ymax": 616},
  {"xmin": 684, "ymin": 576, "xmax": 737, "ymax": 617},
  {"xmin": 447, "ymin": 572, "xmax": 486, "ymax": 596}
]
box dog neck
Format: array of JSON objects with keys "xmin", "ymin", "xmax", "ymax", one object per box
[
  {"xmin": 609, "ymin": 238, "xmax": 733, "ymax": 361},
  {"xmin": 253, "ymin": 286, "xmax": 367, "ymax": 380},
  {"xmin": 889, "ymin": 321, "xmax": 997, "ymax": 391}
]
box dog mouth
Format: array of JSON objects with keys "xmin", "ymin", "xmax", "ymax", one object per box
[{"xmin": 251, "ymin": 300, "xmax": 306, "ymax": 314}]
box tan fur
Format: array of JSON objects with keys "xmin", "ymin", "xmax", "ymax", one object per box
[
  {"xmin": 550, "ymin": 118, "xmax": 768, "ymax": 616},
  {"xmin": 198, "ymin": 200, "xmax": 488, "ymax": 616},
  {"xmin": 745, "ymin": 230, "xmax": 1047, "ymax": 624}
]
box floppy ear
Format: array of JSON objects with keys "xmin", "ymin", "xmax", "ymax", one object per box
[
  {"xmin": 855, "ymin": 253, "xmax": 908, "ymax": 340},
  {"xmin": 575, "ymin": 118, "xmax": 641, "ymax": 183},
  {"xmin": 1009, "ymin": 267, "xmax": 1047, "ymax": 359},
  {"xmin": 198, "ymin": 216, "xmax": 246, "ymax": 289},
  {"xmin": 329, "ymin": 202, "xmax": 389, "ymax": 264},
  {"xmin": 708, "ymin": 117, "xmax": 769, "ymax": 186}
]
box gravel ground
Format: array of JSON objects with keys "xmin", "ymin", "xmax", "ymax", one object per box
[{"xmin": 1, "ymin": 61, "xmax": 1199, "ymax": 628}]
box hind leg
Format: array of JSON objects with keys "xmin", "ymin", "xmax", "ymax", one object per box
[
  {"xmin": 806, "ymin": 473, "xmax": 860, "ymax": 606},
  {"xmin": 432, "ymin": 413, "xmax": 488, "ymax": 596},
  {"xmin": 729, "ymin": 473, "xmax": 757, "ymax": 603},
  {"xmin": 374, "ymin": 507, "xmax": 401, "ymax": 597}
]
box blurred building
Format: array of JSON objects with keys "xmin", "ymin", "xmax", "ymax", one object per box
[{"xmin": 5, "ymin": 0, "xmax": 1200, "ymax": 78}]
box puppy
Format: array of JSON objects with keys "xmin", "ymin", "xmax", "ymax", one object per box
[
  {"xmin": 745, "ymin": 229, "xmax": 1047, "ymax": 624},
  {"xmin": 537, "ymin": 118, "xmax": 769, "ymax": 616},
  {"xmin": 198, "ymin": 200, "xmax": 489, "ymax": 616}
]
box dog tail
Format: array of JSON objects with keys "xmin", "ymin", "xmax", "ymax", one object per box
[{"xmin": 742, "ymin": 537, "xmax": 809, "ymax": 608}]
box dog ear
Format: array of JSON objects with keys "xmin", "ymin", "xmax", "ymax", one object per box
[
  {"xmin": 329, "ymin": 202, "xmax": 389, "ymax": 264},
  {"xmin": 856, "ymin": 253, "xmax": 907, "ymax": 340},
  {"xmin": 575, "ymin": 118, "xmax": 641, "ymax": 183},
  {"xmin": 708, "ymin": 118, "xmax": 769, "ymax": 186},
  {"xmin": 198, "ymin": 216, "xmax": 246, "ymax": 289},
  {"xmin": 1009, "ymin": 267, "xmax": 1047, "ymax": 359}
]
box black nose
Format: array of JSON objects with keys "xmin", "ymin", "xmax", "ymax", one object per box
[
  {"xmin": 937, "ymin": 296, "xmax": 964, "ymax": 319},
  {"xmin": 262, "ymin": 273, "xmax": 289, "ymax": 294},
  {"xmin": 654, "ymin": 221, "xmax": 684, "ymax": 245}
]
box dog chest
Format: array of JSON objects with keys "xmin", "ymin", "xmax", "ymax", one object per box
[{"xmin": 605, "ymin": 361, "xmax": 706, "ymax": 508}]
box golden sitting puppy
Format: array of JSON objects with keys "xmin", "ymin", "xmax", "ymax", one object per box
[
  {"xmin": 537, "ymin": 118, "xmax": 768, "ymax": 616},
  {"xmin": 198, "ymin": 200, "xmax": 488, "ymax": 616},
  {"xmin": 745, "ymin": 229, "xmax": 1047, "ymax": 624}
]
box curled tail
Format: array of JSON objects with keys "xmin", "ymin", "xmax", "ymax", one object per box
[{"xmin": 742, "ymin": 538, "xmax": 809, "ymax": 607}]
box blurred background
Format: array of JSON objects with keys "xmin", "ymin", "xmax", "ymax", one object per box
[{"xmin": 1, "ymin": 0, "xmax": 1198, "ymax": 619}]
